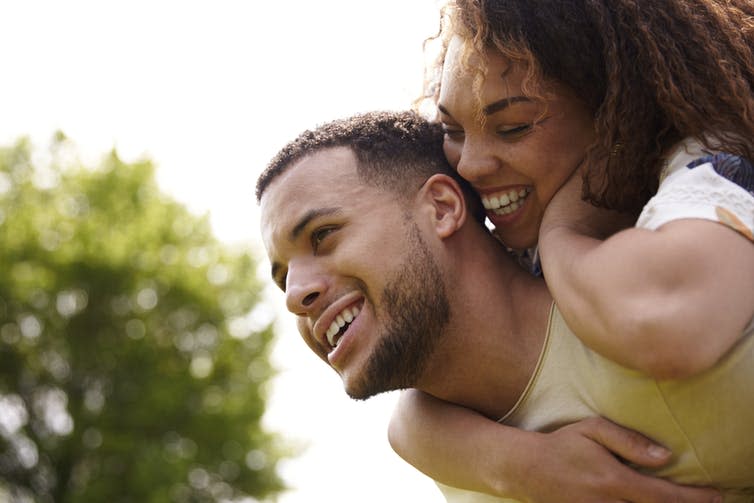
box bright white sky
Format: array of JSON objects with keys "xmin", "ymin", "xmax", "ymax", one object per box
[{"xmin": 0, "ymin": 1, "xmax": 447, "ymax": 501}]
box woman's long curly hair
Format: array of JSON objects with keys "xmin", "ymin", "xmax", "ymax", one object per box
[{"xmin": 426, "ymin": 0, "xmax": 754, "ymax": 212}]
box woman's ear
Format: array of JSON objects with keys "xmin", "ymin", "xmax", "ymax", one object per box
[{"xmin": 418, "ymin": 174, "xmax": 468, "ymax": 239}]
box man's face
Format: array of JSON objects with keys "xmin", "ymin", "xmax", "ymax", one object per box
[{"xmin": 260, "ymin": 147, "xmax": 450, "ymax": 399}]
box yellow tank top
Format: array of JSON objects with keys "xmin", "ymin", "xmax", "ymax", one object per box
[{"xmin": 439, "ymin": 304, "xmax": 754, "ymax": 502}]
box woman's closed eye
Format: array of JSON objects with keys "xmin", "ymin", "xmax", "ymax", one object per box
[{"xmin": 497, "ymin": 124, "xmax": 532, "ymax": 139}]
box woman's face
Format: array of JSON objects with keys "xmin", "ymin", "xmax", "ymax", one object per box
[{"xmin": 438, "ymin": 36, "xmax": 596, "ymax": 250}]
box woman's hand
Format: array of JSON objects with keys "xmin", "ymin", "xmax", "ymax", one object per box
[
  {"xmin": 507, "ymin": 417, "xmax": 721, "ymax": 503},
  {"xmin": 389, "ymin": 391, "xmax": 721, "ymax": 503},
  {"xmin": 539, "ymin": 169, "xmax": 633, "ymax": 243}
]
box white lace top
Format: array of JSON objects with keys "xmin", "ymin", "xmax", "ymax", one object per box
[{"xmin": 636, "ymin": 137, "xmax": 754, "ymax": 241}]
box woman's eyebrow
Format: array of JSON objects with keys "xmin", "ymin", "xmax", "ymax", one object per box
[
  {"xmin": 438, "ymin": 96, "xmax": 532, "ymax": 120},
  {"xmin": 482, "ymin": 96, "xmax": 531, "ymax": 116}
]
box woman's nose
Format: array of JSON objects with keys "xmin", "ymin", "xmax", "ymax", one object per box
[{"xmin": 456, "ymin": 139, "xmax": 500, "ymax": 184}]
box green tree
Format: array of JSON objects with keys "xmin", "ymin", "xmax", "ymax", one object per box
[{"xmin": 0, "ymin": 134, "xmax": 288, "ymax": 502}]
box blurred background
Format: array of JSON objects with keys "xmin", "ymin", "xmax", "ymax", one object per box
[{"xmin": 0, "ymin": 1, "xmax": 447, "ymax": 501}]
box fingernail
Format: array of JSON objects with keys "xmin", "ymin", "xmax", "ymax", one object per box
[{"xmin": 647, "ymin": 444, "xmax": 670, "ymax": 459}]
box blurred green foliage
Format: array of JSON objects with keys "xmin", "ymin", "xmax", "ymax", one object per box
[{"xmin": 0, "ymin": 134, "xmax": 288, "ymax": 502}]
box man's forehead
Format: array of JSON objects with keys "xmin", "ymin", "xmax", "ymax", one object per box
[
  {"xmin": 259, "ymin": 147, "xmax": 360, "ymax": 242},
  {"xmin": 264, "ymin": 147, "xmax": 359, "ymax": 201}
]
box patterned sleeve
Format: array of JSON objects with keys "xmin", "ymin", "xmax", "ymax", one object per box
[{"xmin": 636, "ymin": 145, "xmax": 754, "ymax": 242}]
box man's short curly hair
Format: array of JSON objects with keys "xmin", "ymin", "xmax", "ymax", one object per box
[{"xmin": 256, "ymin": 110, "xmax": 482, "ymax": 219}]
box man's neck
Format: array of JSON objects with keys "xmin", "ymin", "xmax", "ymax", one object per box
[{"xmin": 418, "ymin": 231, "xmax": 552, "ymax": 420}]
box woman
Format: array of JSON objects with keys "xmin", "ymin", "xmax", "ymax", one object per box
[{"xmin": 390, "ymin": 0, "xmax": 754, "ymax": 500}]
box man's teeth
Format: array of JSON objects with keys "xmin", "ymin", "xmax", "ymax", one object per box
[
  {"xmin": 482, "ymin": 188, "xmax": 531, "ymax": 215},
  {"xmin": 326, "ymin": 306, "xmax": 360, "ymax": 348}
]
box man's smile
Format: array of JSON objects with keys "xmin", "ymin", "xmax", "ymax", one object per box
[
  {"xmin": 325, "ymin": 304, "xmax": 361, "ymax": 349},
  {"xmin": 313, "ymin": 294, "xmax": 365, "ymax": 355}
]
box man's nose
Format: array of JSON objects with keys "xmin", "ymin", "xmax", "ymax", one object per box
[{"xmin": 285, "ymin": 262, "xmax": 326, "ymax": 316}]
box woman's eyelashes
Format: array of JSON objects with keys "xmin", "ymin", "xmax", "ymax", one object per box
[
  {"xmin": 497, "ymin": 123, "xmax": 533, "ymax": 139},
  {"xmin": 441, "ymin": 122, "xmax": 534, "ymax": 142}
]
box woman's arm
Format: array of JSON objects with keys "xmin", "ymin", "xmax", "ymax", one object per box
[
  {"xmin": 389, "ymin": 390, "xmax": 720, "ymax": 502},
  {"xmin": 538, "ymin": 170, "xmax": 754, "ymax": 379}
]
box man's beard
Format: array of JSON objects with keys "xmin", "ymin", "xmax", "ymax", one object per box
[{"xmin": 346, "ymin": 224, "xmax": 451, "ymax": 400}]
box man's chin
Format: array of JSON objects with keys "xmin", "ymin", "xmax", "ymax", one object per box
[
  {"xmin": 342, "ymin": 373, "xmax": 390, "ymax": 401},
  {"xmin": 345, "ymin": 387, "xmax": 388, "ymax": 401},
  {"xmin": 342, "ymin": 379, "xmax": 374, "ymax": 401}
]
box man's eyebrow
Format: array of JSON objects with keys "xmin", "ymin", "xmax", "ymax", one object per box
[{"xmin": 290, "ymin": 207, "xmax": 341, "ymax": 241}]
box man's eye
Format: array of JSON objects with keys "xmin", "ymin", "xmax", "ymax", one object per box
[
  {"xmin": 270, "ymin": 269, "xmax": 286, "ymax": 292},
  {"xmin": 311, "ymin": 226, "xmax": 336, "ymax": 250}
]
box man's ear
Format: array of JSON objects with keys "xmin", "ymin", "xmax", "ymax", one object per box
[{"xmin": 418, "ymin": 174, "xmax": 468, "ymax": 239}]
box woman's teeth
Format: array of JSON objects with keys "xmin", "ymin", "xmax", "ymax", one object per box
[
  {"xmin": 326, "ymin": 306, "xmax": 360, "ymax": 348},
  {"xmin": 482, "ymin": 188, "xmax": 531, "ymax": 215}
]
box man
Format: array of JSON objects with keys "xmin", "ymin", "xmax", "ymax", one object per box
[{"xmin": 256, "ymin": 111, "xmax": 753, "ymax": 502}]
